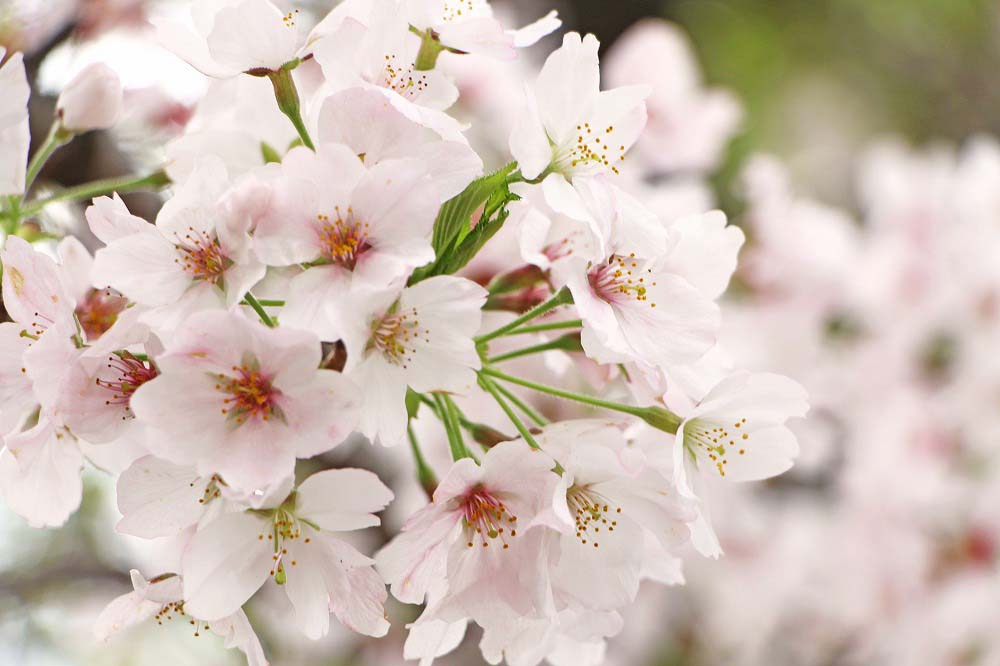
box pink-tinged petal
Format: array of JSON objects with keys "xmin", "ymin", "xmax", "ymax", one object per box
[
  {"xmin": 129, "ymin": 370, "xmax": 229, "ymax": 465},
  {"xmin": 351, "ymin": 158, "xmax": 438, "ymax": 240},
  {"xmin": 0, "ymin": 420, "xmax": 83, "ymax": 528},
  {"xmin": 664, "ymin": 210, "xmax": 745, "ymax": 300},
  {"xmin": 693, "ymin": 371, "xmax": 810, "ymax": 423},
  {"xmin": 85, "ymin": 194, "xmax": 150, "ymax": 244},
  {"xmin": 90, "ymin": 231, "xmax": 190, "ymax": 307},
  {"xmin": 281, "ymin": 369, "xmax": 360, "ymax": 458},
  {"xmin": 0, "ymin": 322, "xmax": 34, "ymax": 435},
  {"xmin": 375, "ymin": 503, "xmax": 457, "ymax": 605},
  {"xmin": 22, "ymin": 322, "xmax": 80, "ymax": 414},
  {"xmin": 280, "ymin": 265, "xmax": 351, "ymax": 342},
  {"xmin": 1, "ymin": 236, "xmax": 75, "ymax": 332},
  {"xmin": 509, "ymin": 87, "xmax": 552, "ymax": 181},
  {"xmin": 210, "ymin": 609, "xmax": 269, "ymax": 666},
  {"xmin": 404, "ymin": 613, "xmax": 468, "ymax": 665},
  {"xmin": 200, "ymin": 421, "xmax": 296, "ymax": 492},
  {"xmin": 116, "ymin": 456, "xmax": 211, "ymax": 538},
  {"xmin": 0, "ymin": 49, "xmax": 29, "ymax": 196},
  {"xmin": 330, "ymin": 547, "xmax": 390, "ymax": 638},
  {"xmin": 93, "ymin": 589, "xmax": 160, "ymax": 641},
  {"xmin": 295, "ymin": 468, "xmax": 393, "ymax": 532},
  {"xmin": 182, "ymin": 511, "xmax": 273, "ymax": 621},
  {"xmin": 155, "ymin": 157, "xmax": 230, "ymax": 238},
  {"xmin": 509, "ymin": 10, "xmax": 561, "ymax": 48}
]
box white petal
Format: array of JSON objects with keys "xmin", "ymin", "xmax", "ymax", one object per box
[
  {"xmin": 295, "ymin": 468, "xmax": 393, "ymax": 532},
  {"xmin": 116, "ymin": 456, "xmax": 210, "ymax": 538}
]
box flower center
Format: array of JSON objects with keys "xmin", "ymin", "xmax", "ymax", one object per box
[
  {"xmin": 459, "ymin": 486, "xmax": 518, "ymax": 550},
  {"xmin": 256, "ymin": 508, "xmax": 312, "ymax": 584},
  {"xmin": 216, "ymin": 356, "xmax": 283, "ymax": 426},
  {"xmin": 552, "ymin": 122, "xmax": 627, "ymax": 176},
  {"xmin": 381, "ymin": 53, "xmax": 429, "ymax": 100},
  {"xmin": 173, "ymin": 226, "xmax": 231, "ymax": 283},
  {"xmin": 684, "ymin": 417, "xmax": 750, "ymax": 478},
  {"xmin": 96, "ymin": 351, "xmax": 160, "ymax": 417},
  {"xmin": 567, "ymin": 485, "xmax": 620, "ymax": 549},
  {"xmin": 316, "ymin": 209, "xmax": 370, "ymax": 269},
  {"xmin": 589, "ymin": 254, "xmax": 658, "ymax": 308},
  {"xmin": 75, "ymin": 288, "xmax": 127, "ymax": 341},
  {"xmin": 371, "ymin": 307, "xmax": 426, "ymax": 369}
]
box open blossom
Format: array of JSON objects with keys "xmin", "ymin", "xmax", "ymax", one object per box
[
  {"xmin": 130, "ymin": 309, "xmax": 359, "ymax": 491},
  {"xmin": 181, "ymin": 468, "xmax": 393, "ymax": 639},
  {"xmin": 0, "ymin": 47, "xmax": 30, "ymax": 195},
  {"xmin": 509, "ymin": 32, "xmax": 650, "ymax": 182},
  {"xmin": 154, "ymin": 0, "xmax": 319, "ymax": 78},
  {"xmin": 56, "ymin": 62, "xmax": 123, "ymax": 132},
  {"xmin": 253, "ymin": 142, "xmax": 439, "ymax": 340},
  {"xmin": 674, "ymin": 371, "xmax": 809, "ymax": 495},
  {"xmin": 561, "ymin": 179, "xmax": 721, "ymax": 369},
  {"xmin": 312, "ymin": 3, "xmax": 465, "ymax": 139},
  {"xmin": 534, "ymin": 420, "xmax": 693, "ymax": 611},
  {"xmin": 89, "ymin": 158, "xmax": 265, "ymax": 333},
  {"xmin": 340, "ymin": 276, "xmax": 486, "ymax": 446},
  {"xmin": 95, "ymin": 570, "xmax": 268, "ymax": 666},
  {"xmin": 376, "ymin": 440, "xmax": 559, "ymax": 624}
]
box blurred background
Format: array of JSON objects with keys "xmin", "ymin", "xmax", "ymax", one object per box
[{"xmin": 4, "ymin": 0, "xmax": 1000, "ymax": 664}]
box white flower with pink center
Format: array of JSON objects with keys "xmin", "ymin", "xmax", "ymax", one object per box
[
  {"xmin": 340, "ymin": 276, "xmax": 486, "ymax": 446},
  {"xmin": 181, "ymin": 468, "xmax": 393, "ymax": 640},
  {"xmin": 253, "ymin": 142, "xmax": 439, "ymax": 341},
  {"xmin": 129, "ymin": 309, "xmax": 359, "ymax": 491},
  {"xmin": 376, "ymin": 440, "xmax": 559, "ymax": 630},
  {"xmin": 89, "ymin": 158, "xmax": 265, "ymax": 334}
]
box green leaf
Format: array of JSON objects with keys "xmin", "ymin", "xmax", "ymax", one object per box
[{"xmin": 411, "ymin": 162, "xmax": 519, "ymax": 283}]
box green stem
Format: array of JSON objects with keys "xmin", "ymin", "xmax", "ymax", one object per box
[
  {"xmin": 434, "ymin": 394, "xmax": 471, "ymax": 461},
  {"xmin": 21, "ymin": 170, "xmax": 170, "ymax": 217},
  {"xmin": 243, "ymin": 293, "xmax": 276, "ymax": 328},
  {"xmin": 488, "ymin": 334, "xmax": 580, "ymax": 363},
  {"xmin": 24, "ymin": 124, "xmax": 72, "ymax": 194},
  {"xmin": 506, "ymin": 319, "xmax": 583, "ymax": 336},
  {"xmin": 493, "ymin": 382, "xmax": 548, "ymax": 427},
  {"xmin": 408, "ymin": 423, "xmax": 438, "ymax": 498},
  {"xmin": 475, "ymin": 287, "xmax": 573, "ymax": 345},
  {"xmin": 480, "ymin": 366, "xmax": 683, "ymax": 433},
  {"xmin": 478, "ymin": 376, "xmax": 540, "ymax": 450}
]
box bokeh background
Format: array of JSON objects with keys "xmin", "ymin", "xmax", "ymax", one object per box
[{"xmin": 4, "ymin": 0, "xmax": 1000, "ymax": 664}]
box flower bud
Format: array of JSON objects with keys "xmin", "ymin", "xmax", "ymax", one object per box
[{"xmin": 56, "ymin": 63, "xmax": 123, "ymax": 133}]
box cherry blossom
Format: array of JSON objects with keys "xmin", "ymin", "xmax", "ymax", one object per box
[
  {"xmin": 509, "ymin": 32, "xmax": 650, "ymax": 182},
  {"xmin": 340, "ymin": 276, "xmax": 487, "ymax": 446},
  {"xmin": 181, "ymin": 468, "xmax": 393, "ymax": 639},
  {"xmin": 129, "ymin": 309, "xmax": 359, "ymax": 491},
  {"xmin": 253, "ymin": 142, "xmax": 439, "ymax": 340}
]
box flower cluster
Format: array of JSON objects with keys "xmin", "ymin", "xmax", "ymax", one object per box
[{"xmin": 0, "ymin": 4, "xmax": 807, "ymax": 666}]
